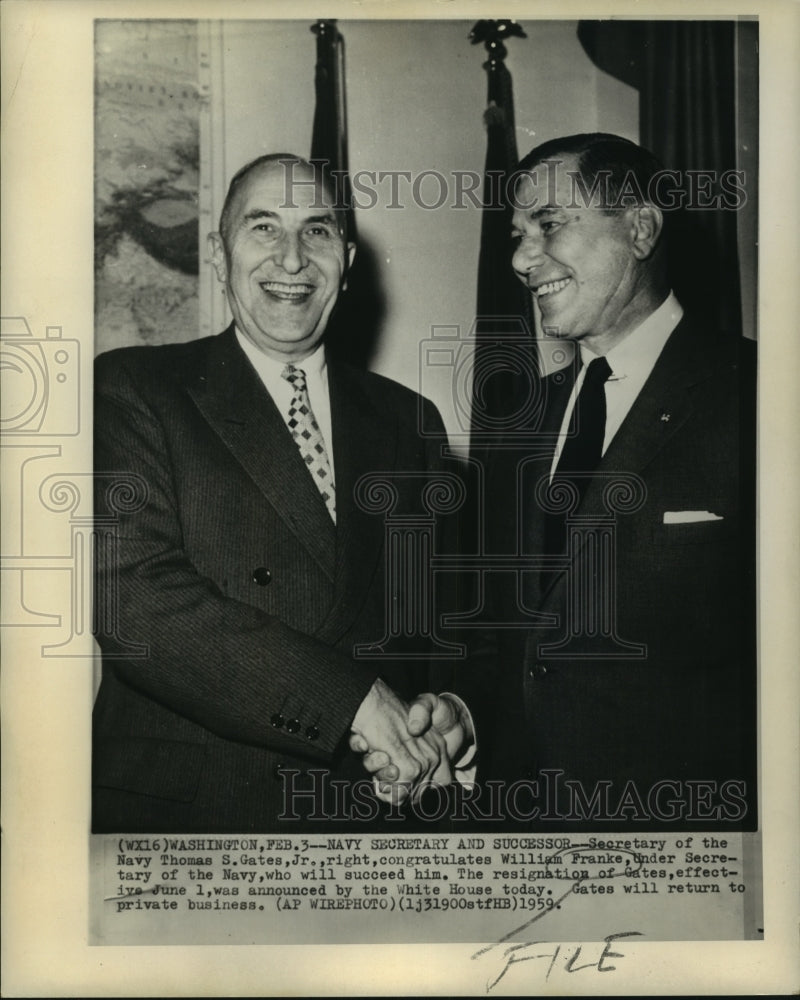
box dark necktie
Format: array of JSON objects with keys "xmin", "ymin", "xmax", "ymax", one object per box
[
  {"xmin": 555, "ymin": 355, "xmax": 613, "ymax": 486},
  {"xmin": 281, "ymin": 364, "xmax": 336, "ymax": 523},
  {"xmin": 544, "ymin": 355, "xmax": 612, "ymax": 559}
]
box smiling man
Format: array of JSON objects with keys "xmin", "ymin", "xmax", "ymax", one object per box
[
  {"xmin": 209, "ymin": 156, "xmax": 355, "ymax": 359},
  {"xmin": 452, "ymin": 133, "xmax": 758, "ymax": 829},
  {"xmin": 92, "ymin": 154, "xmax": 455, "ymax": 833},
  {"xmin": 511, "ymin": 147, "xmax": 669, "ymax": 354}
]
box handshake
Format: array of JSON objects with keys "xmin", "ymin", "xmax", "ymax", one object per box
[{"xmin": 349, "ymin": 678, "xmax": 473, "ymax": 804}]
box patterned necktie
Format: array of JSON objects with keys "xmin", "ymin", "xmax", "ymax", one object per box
[{"xmin": 281, "ymin": 364, "xmax": 336, "ymax": 523}]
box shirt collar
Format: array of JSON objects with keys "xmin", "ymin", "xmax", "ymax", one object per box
[
  {"xmin": 235, "ymin": 327, "xmax": 328, "ymax": 382},
  {"xmin": 578, "ymin": 291, "xmax": 683, "ymax": 380}
]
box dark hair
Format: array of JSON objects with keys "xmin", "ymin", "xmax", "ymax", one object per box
[
  {"xmin": 516, "ymin": 132, "xmax": 665, "ymax": 216},
  {"xmin": 218, "ymin": 153, "xmax": 350, "ymax": 245}
]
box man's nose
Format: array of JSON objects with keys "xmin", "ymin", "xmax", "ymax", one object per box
[
  {"xmin": 511, "ymin": 234, "xmax": 546, "ymax": 279},
  {"xmin": 274, "ymin": 231, "xmax": 307, "ymax": 273}
]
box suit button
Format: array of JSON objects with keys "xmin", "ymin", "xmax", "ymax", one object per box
[
  {"xmin": 286, "ymin": 718, "xmax": 301, "ymax": 734},
  {"xmin": 305, "ymin": 725, "xmax": 320, "ymax": 741},
  {"xmin": 253, "ymin": 567, "xmax": 272, "ymax": 586},
  {"xmin": 529, "ymin": 665, "xmax": 547, "ymax": 678},
  {"xmin": 270, "ymin": 713, "xmax": 285, "ymax": 728}
]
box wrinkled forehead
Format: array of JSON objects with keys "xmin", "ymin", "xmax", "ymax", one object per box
[
  {"xmin": 231, "ymin": 161, "xmax": 342, "ymax": 224},
  {"xmin": 512, "ymin": 152, "xmax": 582, "ymax": 214}
]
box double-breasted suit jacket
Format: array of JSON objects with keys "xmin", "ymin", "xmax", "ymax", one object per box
[
  {"xmin": 92, "ymin": 326, "xmax": 449, "ymax": 832},
  {"xmin": 468, "ymin": 317, "xmax": 757, "ymax": 828}
]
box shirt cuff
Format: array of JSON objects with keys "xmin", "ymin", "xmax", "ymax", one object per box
[{"xmin": 440, "ymin": 691, "xmax": 477, "ymax": 785}]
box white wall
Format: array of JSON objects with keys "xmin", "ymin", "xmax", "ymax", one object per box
[{"xmin": 201, "ymin": 19, "xmax": 638, "ymax": 444}]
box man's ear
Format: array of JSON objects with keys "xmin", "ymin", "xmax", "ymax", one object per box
[
  {"xmin": 342, "ymin": 241, "xmax": 357, "ymax": 290},
  {"xmin": 630, "ymin": 205, "xmax": 663, "ymax": 260},
  {"xmin": 208, "ymin": 233, "xmax": 227, "ymax": 283}
]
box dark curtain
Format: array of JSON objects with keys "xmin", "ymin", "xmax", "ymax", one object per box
[
  {"xmin": 471, "ymin": 56, "xmax": 536, "ymax": 459},
  {"xmin": 578, "ymin": 20, "xmax": 747, "ymax": 337}
]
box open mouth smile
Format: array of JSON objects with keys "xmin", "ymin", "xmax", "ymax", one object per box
[
  {"xmin": 531, "ymin": 277, "xmax": 571, "ymax": 298},
  {"xmin": 260, "ymin": 281, "xmax": 315, "ymax": 303}
]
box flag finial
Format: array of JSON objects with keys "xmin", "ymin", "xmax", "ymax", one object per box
[{"xmin": 469, "ymin": 20, "xmax": 527, "ymax": 64}]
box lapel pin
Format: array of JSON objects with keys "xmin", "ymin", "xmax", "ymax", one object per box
[{"xmin": 660, "ymin": 413, "xmax": 671, "ymax": 422}]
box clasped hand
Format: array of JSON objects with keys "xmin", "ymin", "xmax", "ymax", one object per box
[{"xmin": 350, "ymin": 678, "xmax": 467, "ymax": 804}]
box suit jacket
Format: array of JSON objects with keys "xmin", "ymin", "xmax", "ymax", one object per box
[
  {"xmin": 92, "ymin": 326, "xmax": 449, "ymax": 832},
  {"xmin": 465, "ymin": 316, "xmax": 757, "ymax": 829}
]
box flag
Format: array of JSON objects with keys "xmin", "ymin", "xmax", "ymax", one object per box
[
  {"xmin": 308, "ymin": 21, "xmax": 379, "ymax": 363},
  {"xmin": 469, "ymin": 20, "xmax": 536, "ymax": 458},
  {"xmin": 310, "ymin": 19, "xmax": 353, "ymax": 236}
]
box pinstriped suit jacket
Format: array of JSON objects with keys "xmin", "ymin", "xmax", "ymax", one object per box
[{"xmin": 92, "ymin": 326, "xmax": 448, "ymax": 832}]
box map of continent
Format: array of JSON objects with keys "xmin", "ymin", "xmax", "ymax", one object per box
[{"xmin": 95, "ymin": 21, "xmax": 200, "ymax": 354}]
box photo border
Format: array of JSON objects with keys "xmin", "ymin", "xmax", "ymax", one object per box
[{"xmin": 2, "ymin": 0, "xmax": 798, "ymax": 995}]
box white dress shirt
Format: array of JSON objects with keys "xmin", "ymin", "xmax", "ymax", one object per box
[
  {"xmin": 235, "ymin": 329, "xmax": 335, "ymax": 483},
  {"xmin": 236, "ymin": 329, "xmax": 478, "ymax": 781},
  {"xmin": 550, "ymin": 292, "xmax": 684, "ymax": 478}
]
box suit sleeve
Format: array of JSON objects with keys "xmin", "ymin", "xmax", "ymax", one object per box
[
  {"xmin": 94, "ymin": 353, "xmax": 378, "ymax": 761},
  {"xmin": 425, "ymin": 432, "xmax": 502, "ymax": 766}
]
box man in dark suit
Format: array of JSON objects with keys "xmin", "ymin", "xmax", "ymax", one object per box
[
  {"xmin": 371, "ymin": 133, "xmax": 757, "ymax": 830},
  {"xmin": 92, "ymin": 154, "xmax": 458, "ymax": 833},
  {"xmin": 477, "ymin": 133, "xmax": 757, "ymax": 828}
]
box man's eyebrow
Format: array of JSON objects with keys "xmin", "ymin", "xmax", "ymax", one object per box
[
  {"xmin": 303, "ymin": 212, "xmax": 338, "ymax": 226},
  {"xmin": 241, "ymin": 209, "xmax": 338, "ymax": 226},
  {"xmin": 528, "ymin": 205, "xmax": 562, "ymax": 219},
  {"xmin": 242, "ymin": 209, "xmax": 279, "ymax": 223},
  {"xmin": 511, "ymin": 206, "xmax": 562, "ymax": 231}
]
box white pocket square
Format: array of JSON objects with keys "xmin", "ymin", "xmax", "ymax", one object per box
[{"xmin": 663, "ymin": 510, "xmax": 723, "ymax": 524}]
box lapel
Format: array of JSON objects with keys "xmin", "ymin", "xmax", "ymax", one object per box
[
  {"xmin": 316, "ymin": 360, "xmax": 397, "ymax": 642},
  {"xmin": 538, "ymin": 316, "xmax": 727, "ymax": 609},
  {"xmin": 579, "ymin": 315, "xmax": 720, "ymax": 514},
  {"xmin": 186, "ymin": 327, "xmax": 336, "ymax": 582},
  {"xmin": 523, "ymin": 363, "xmax": 578, "ymax": 561}
]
